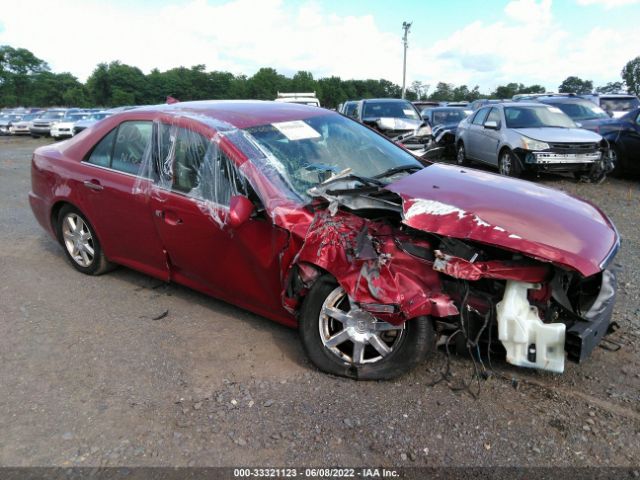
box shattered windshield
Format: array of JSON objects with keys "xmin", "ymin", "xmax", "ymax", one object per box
[{"xmin": 242, "ymin": 113, "xmax": 421, "ymax": 199}]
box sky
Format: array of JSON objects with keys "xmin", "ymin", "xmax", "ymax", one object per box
[{"xmin": 1, "ymin": 0, "xmax": 639, "ymax": 93}]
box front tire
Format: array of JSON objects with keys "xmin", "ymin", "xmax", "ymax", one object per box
[
  {"xmin": 56, "ymin": 205, "xmax": 112, "ymax": 275},
  {"xmin": 498, "ymin": 149, "xmax": 521, "ymax": 177},
  {"xmin": 299, "ymin": 276, "xmax": 435, "ymax": 380}
]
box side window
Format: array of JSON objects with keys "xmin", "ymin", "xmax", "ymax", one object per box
[
  {"xmin": 111, "ymin": 121, "xmax": 152, "ymax": 175},
  {"xmin": 158, "ymin": 123, "xmax": 245, "ymax": 207},
  {"xmin": 486, "ymin": 108, "xmax": 501, "ymax": 125},
  {"xmin": 345, "ymin": 103, "xmax": 358, "ymax": 118},
  {"xmin": 471, "ymin": 108, "xmax": 490, "ymax": 125},
  {"xmin": 636, "ymin": 112, "xmax": 640, "ymax": 125},
  {"xmin": 172, "ymin": 127, "xmax": 209, "ymax": 194},
  {"xmin": 86, "ymin": 128, "xmax": 117, "ymax": 167}
]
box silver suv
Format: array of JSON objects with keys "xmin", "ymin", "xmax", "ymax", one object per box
[{"xmin": 455, "ymin": 102, "xmax": 608, "ymax": 178}]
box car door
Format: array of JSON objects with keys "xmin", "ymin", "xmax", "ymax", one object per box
[
  {"xmin": 465, "ymin": 107, "xmax": 491, "ymax": 160},
  {"xmin": 147, "ymin": 121, "xmax": 292, "ymax": 322},
  {"xmin": 628, "ymin": 112, "xmax": 640, "ymax": 170},
  {"xmin": 78, "ymin": 119, "xmax": 169, "ymax": 280},
  {"xmin": 477, "ymin": 107, "xmax": 503, "ymax": 166}
]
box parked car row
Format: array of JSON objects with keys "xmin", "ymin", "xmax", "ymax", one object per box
[
  {"xmin": 409, "ymin": 92, "xmax": 639, "ymax": 178},
  {"xmin": 0, "ymin": 107, "xmax": 121, "ymax": 139}
]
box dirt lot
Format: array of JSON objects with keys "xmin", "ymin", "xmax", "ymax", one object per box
[{"xmin": 1, "ymin": 135, "xmax": 639, "ymax": 468}]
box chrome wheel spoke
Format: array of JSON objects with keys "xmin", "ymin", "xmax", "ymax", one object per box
[
  {"xmin": 65, "ymin": 216, "xmax": 76, "ymax": 232},
  {"xmin": 324, "ymin": 330, "xmax": 350, "ymax": 348},
  {"xmin": 352, "ymin": 341, "xmax": 365, "ymax": 365},
  {"xmin": 80, "ymin": 250, "xmax": 90, "ymax": 265},
  {"xmin": 322, "ymin": 306, "xmax": 350, "ymax": 324},
  {"xmin": 84, "ymin": 243, "xmax": 94, "ymax": 256},
  {"xmin": 368, "ymin": 335, "xmax": 391, "ymax": 357}
]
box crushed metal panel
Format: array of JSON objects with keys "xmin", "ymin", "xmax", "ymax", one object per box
[{"xmin": 385, "ymin": 163, "xmax": 619, "ymax": 277}]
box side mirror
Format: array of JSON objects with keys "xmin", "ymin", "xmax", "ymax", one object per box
[
  {"xmin": 484, "ymin": 120, "xmax": 499, "ymax": 130},
  {"xmin": 228, "ymin": 195, "xmax": 254, "ymax": 229}
]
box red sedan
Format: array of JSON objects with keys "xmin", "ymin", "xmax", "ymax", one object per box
[{"xmin": 30, "ymin": 101, "xmax": 619, "ymax": 379}]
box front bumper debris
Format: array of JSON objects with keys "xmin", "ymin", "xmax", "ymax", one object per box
[{"xmin": 528, "ymin": 151, "xmax": 602, "ymax": 164}]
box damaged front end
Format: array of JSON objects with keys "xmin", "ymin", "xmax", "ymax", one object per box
[
  {"xmin": 513, "ymin": 138, "xmax": 614, "ymax": 182},
  {"xmin": 284, "ymin": 163, "xmax": 620, "ymax": 374},
  {"xmin": 366, "ymin": 117, "xmax": 433, "ymax": 156},
  {"xmin": 432, "ymin": 237, "xmax": 617, "ymax": 373}
]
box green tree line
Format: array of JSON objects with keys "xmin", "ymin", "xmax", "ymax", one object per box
[{"xmin": 1, "ymin": 45, "xmax": 639, "ymax": 109}]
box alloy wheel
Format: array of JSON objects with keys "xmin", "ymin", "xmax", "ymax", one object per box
[
  {"xmin": 457, "ymin": 145, "xmax": 465, "ymax": 165},
  {"xmin": 318, "ymin": 286, "xmax": 405, "ymax": 365},
  {"xmin": 62, "ymin": 213, "xmax": 95, "ymax": 267},
  {"xmin": 499, "ymin": 152, "xmax": 512, "ymax": 176}
]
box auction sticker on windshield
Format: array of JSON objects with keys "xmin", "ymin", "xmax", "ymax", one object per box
[{"xmin": 273, "ymin": 120, "xmax": 321, "ymax": 141}]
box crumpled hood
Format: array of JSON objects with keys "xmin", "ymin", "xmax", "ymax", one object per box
[
  {"xmin": 385, "ymin": 164, "xmax": 618, "ymax": 277},
  {"xmin": 364, "ymin": 117, "xmax": 423, "ymax": 132},
  {"xmin": 513, "ymin": 127, "xmax": 602, "ymax": 143}
]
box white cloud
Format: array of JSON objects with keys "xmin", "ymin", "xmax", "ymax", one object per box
[
  {"xmin": 0, "ymin": 0, "xmax": 637, "ymax": 94},
  {"xmin": 576, "ymin": 0, "xmax": 640, "ymax": 8},
  {"xmin": 408, "ymin": 0, "xmax": 639, "ymax": 92},
  {"xmin": 0, "ymin": 0, "xmax": 404, "ymax": 84}
]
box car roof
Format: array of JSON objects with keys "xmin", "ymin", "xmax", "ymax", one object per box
[
  {"xmin": 486, "ymin": 102, "xmax": 545, "ymax": 108},
  {"xmin": 361, "ymin": 98, "xmax": 411, "ymax": 103},
  {"xmin": 134, "ymin": 100, "xmax": 330, "ymax": 130}
]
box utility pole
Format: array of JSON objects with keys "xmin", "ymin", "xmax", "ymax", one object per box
[{"xmin": 401, "ymin": 21, "xmax": 412, "ymax": 99}]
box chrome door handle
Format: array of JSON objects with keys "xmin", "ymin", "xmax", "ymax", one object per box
[{"xmin": 83, "ymin": 180, "xmax": 103, "ymax": 191}]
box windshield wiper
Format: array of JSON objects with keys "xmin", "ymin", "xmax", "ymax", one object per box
[{"xmin": 374, "ymin": 164, "xmax": 423, "ymax": 179}]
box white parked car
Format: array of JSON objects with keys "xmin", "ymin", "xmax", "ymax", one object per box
[
  {"xmin": 275, "ymin": 92, "xmax": 321, "ymax": 107},
  {"xmin": 50, "ymin": 112, "xmax": 91, "ymax": 139}
]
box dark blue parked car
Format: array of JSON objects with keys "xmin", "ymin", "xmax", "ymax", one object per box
[{"xmin": 584, "ymin": 108, "xmax": 640, "ymax": 174}]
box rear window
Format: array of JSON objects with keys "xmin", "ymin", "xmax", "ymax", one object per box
[
  {"xmin": 600, "ymin": 97, "xmax": 640, "ymax": 113},
  {"xmin": 431, "ymin": 109, "xmax": 471, "ymax": 125},
  {"xmin": 550, "ymin": 101, "xmax": 609, "ymax": 121},
  {"xmin": 363, "ymin": 101, "xmax": 420, "ymax": 120}
]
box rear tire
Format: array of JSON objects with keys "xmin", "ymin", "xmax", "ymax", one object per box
[
  {"xmin": 56, "ymin": 205, "xmax": 113, "ymax": 275},
  {"xmin": 299, "ymin": 276, "xmax": 435, "ymax": 380},
  {"xmin": 456, "ymin": 143, "xmax": 468, "ymax": 166},
  {"xmin": 608, "ymin": 143, "xmax": 623, "ymax": 176}
]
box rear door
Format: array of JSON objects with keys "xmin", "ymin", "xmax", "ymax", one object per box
[
  {"xmin": 79, "ymin": 120, "xmax": 169, "ymax": 279},
  {"xmin": 148, "ymin": 122, "xmax": 292, "ymax": 322}
]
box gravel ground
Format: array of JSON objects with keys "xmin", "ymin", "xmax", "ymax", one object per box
[{"xmin": 0, "ymin": 135, "xmax": 639, "ymax": 468}]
